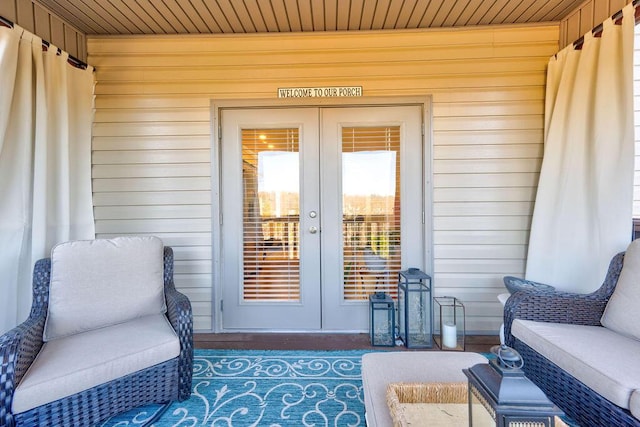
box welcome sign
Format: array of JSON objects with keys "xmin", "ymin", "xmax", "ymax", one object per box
[{"xmin": 277, "ymin": 86, "xmax": 363, "ymax": 98}]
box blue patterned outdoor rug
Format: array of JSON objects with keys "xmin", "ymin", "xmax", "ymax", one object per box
[
  {"xmin": 101, "ymin": 349, "xmax": 578, "ymax": 427},
  {"xmin": 102, "ymin": 349, "xmax": 371, "ymax": 427}
]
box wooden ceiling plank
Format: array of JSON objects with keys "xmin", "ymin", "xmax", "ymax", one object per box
[
  {"xmin": 383, "ymin": 0, "xmax": 406, "ymax": 29},
  {"xmin": 39, "ymin": 0, "xmax": 116, "ymax": 34},
  {"xmin": 156, "ymin": 0, "xmax": 198, "ymax": 32},
  {"xmin": 153, "ymin": 0, "xmax": 196, "ymax": 34},
  {"xmin": 492, "ymin": 0, "xmax": 528, "ymax": 24},
  {"xmin": 336, "ymin": 0, "xmax": 350, "ymax": 30},
  {"xmin": 395, "ymin": 0, "xmax": 421, "ymax": 28},
  {"xmin": 193, "ymin": 0, "xmax": 228, "ymax": 33},
  {"xmin": 90, "ymin": 0, "xmax": 146, "ymax": 33},
  {"xmin": 134, "ymin": 0, "xmax": 179, "ymax": 33},
  {"xmin": 347, "ymin": 0, "xmax": 364, "ymax": 30},
  {"xmin": 512, "ymin": 0, "xmax": 552, "ymax": 23},
  {"xmin": 418, "ymin": 0, "xmax": 445, "ymax": 27},
  {"xmin": 462, "ymin": 0, "xmax": 498, "ymax": 26},
  {"xmin": 270, "ymin": 0, "xmax": 292, "ymax": 32},
  {"xmin": 282, "ymin": 0, "xmax": 302, "ymax": 31},
  {"xmin": 256, "ymin": 0, "xmax": 280, "ymax": 32},
  {"xmin": 325, "ymin": 0, "xmax": 338, "ymax": 31},
  {"xmin": 310, "ymin": 0, "xmax": 326, "ymax": 31},
  {"xmin": 358, "ymin": 0, "xmax": 377, "ymax": 30},
  {"xmin": 243, "ymin": 0, "xmax": 268, "ymax": 32},
  {"xmin": 216, "ymin": 0, "xmax": 251, "ymax": 32},
  {"xmin": 371, "ymin": 0, "xmax": 392, "ymax": 29},
  {"xmin": 405, "ymin": 0, "xmax": 430, "ymax": 28},
  {"xmin": 34, "ymin": 0, "xmax": 590, "ymax": 35},
  {"xmin": 296, "ymin": 0, "xmax": 314, "ymax": 31},
  {"xmin": 441, "ymin": 0, "xmax": 472, "ymax": 27},
  {"xmin": 476, "ymin": 0, "xmax": 512, "ymax": 25},
  {"xmin": 110, "ymin": 0, "xmax": 158, "ymax": 33},
  {"xmin": 177, "ymin": 0, "xmax": 212, "ymax": 32},
  {"xmin": 528, "ymin": 0, "xmax": 577, "ymax": 22},
  {"xmin": 453, "ymin": 0, "xmax": 487, "ymax": 26}
]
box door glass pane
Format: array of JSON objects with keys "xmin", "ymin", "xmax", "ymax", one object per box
[
  {"xmin": 342, "ymin": 126, "xmax": 401, "ymax": 300},
  {"xmin": 242, "ymin": 128, "xmax": 300, "ymax": 301}
]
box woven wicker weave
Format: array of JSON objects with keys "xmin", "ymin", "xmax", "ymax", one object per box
[
  {"xmin": 504, "ymin": 251, "xmax": 640, "ymax": 427},
  {"xmin": 386, "ymin": 382, "xmax": 468, "ymax": 427},
  {"xmin": 0, "ymin": 246, "xmax": 193, "ymax": 427}
]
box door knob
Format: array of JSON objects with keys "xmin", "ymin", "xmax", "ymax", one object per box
[{"xmin": 309, "ymin": 226, "xmax": 318, "ymax": 234}]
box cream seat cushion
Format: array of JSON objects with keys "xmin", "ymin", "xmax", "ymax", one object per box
[
  {"xmin": 44, "ymin": 236, "xmax": 166, "ymax": 341},
  {"xmin": 630, "ymin": 390, "xmax": 640, "ymax": 420},
  {"xmin": 12, "ymin": 314, "xmax": 180, "ymax": 414},
  {"xmin": 601, "ymin": 239, "xmax": 640, "ymax": 341},
  {"xmin": 512, "ymin": 319, "xmax": 640, "ymax": 409}
]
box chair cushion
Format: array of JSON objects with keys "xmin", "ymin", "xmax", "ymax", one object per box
[
  {"xmin": 631, "ymin": 390, "xmax": 640, "ymax": 421},
  {"xmin": 44, "ymin": 236, "xmax": 166, "ymax": 341},
  {"xmin": 12, "ymin": 314, "xmax": 180, "ymax": 414},
  {"xmin": 512, "ymin": 319, "xmax": 640, "ymax": 409},
  {"xmin": 601, "ymin": 239, "xmax": 640, "ymax": 341}
]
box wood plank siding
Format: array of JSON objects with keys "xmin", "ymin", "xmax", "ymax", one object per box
[
  {"xmin": 87, "ymin": 25, "xmax": 558, "ymax": 334},
  {"xmin": 559, "ymin": 0, "xmax": 631, "ymax": 48},
  {"xmin": 0, "ymin": 0, "xmax": 87, "ymax": 61}
]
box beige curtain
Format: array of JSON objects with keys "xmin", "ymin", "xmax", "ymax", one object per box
[
  {"xmin": 526, "ymin": 4, "xmax": 635, "ymax": 292},
  {"xmin": 0, "ymin": 24, "xmax": 95, "ymax": 334}
]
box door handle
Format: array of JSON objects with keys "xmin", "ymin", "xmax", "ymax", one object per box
[{"xmin": 309, "ymin": 226, "xmax": 318, "ymax": 234}]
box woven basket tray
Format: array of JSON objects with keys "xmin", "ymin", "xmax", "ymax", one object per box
[
  {"xmin": 387, "ymin": 382, "xmax": 570, "ymax": 427},
  {"xmin": 387, "ymin": 382, "xmax": 468, "ymax": 427}
]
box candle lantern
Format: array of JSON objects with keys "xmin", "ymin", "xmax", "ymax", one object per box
[
  {"xmin": 397, "ymin": 268, "xmax": 432, "ymax": 348},
  {"xmin": 434, "ymin": 296, "xmax": 465, "ymax": 351},
  {"xmin": 369, "ymin": 292, "xmax": 395, "ymax": 347},
  {"xmin": 463, "ymin": 345, "xmax": 564, "ymax": 427}
]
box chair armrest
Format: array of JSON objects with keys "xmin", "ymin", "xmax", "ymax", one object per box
[
  {"xmin": 1, "ymin": 257, "xmax": 52, "ymax": 424},
  {"xmin": 165, "ymin": 282, "xmax": 193, "ymax": 401},
  {"xmin": 0, "ymin": 313, "xmax": 46, "ymax": 424},
  {"xmin": 165, "ymin": 282, "xmax": 193, "ymax": 345},
  {"xmin": 503, "ymin": 276, "xmax": 555, "ymax": 294},
  {"xmin": 162, "ymin": 246, "xmax": 193, "ymax": 401},
  {"xmin": 504, "ymin": 289, "xmax": 608, "ymax": 346},
  {"xmin": 504, "ymin": 251, "xmax": 626, "ymax": 347},
  {"xmin": 162, "ymin": 247, "xmax": 192, "ymax": 346}
]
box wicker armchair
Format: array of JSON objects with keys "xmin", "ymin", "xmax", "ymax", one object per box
[
  {"xmin": 0, "ymin": 243, "xmax": 193, "ymax": 427},
  {"xmin": 504, "ymin": 251, "xmax": 640, "ymax": 427}
]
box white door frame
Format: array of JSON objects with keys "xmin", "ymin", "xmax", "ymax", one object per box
[{"xmin": 210, "ymin": 96, "xmax": 433, "ymax": 332}]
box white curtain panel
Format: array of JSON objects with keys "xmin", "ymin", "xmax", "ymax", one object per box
[
  {"xmin": 0, "ymin": 24, "xmax": 95, "ymax": 334},
  {"xmin": 526, "ymin": 4, "xmax": 635, "ymax": 293}
]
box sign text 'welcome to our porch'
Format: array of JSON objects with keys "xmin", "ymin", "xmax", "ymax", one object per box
[{"xmin": 277, "ymin": 86, "xmax": 363, "ymax": 98}]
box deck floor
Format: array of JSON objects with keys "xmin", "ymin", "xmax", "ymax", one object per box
[{"xmin": 194, "ymin": 333, "xmax": 499, "ymax": 353}]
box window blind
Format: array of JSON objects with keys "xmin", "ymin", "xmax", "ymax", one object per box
[
  {"xmin": 342, "ymin": 126, "xmax": 401, "ymax": 300},
  {"xmin": 242, "ymin": 128, "xmax": 300, "ymax": 301}
]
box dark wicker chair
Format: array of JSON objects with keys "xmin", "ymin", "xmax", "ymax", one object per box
[
  {"xmin": 504, "ymin": 251, "xmax": 640, "ymax": 427},
  {"xmin": 0, "ymin": 246, "xmax": 193, "ymax": 427}
]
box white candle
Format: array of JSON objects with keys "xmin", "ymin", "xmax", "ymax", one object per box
[{"xmin": 442, "ymin": 322, "xmax": 457, "ymax": 349}]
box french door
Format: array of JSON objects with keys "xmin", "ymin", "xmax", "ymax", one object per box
[{"xmin": 219, "ymin": 105, "xmax": 424, "ymax": 331}]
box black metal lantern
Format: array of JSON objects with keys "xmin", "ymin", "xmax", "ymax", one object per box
[
  {"xmin": 369, "ymin": 292, "xmax": 395, "ymax": 347},
  {"xmin": 463, "ymin": 345, "xmax": 564, "ymax": 427},
  {"xmin": 397, "ymin": 268, "xmax": 432, "ymax": 348}
]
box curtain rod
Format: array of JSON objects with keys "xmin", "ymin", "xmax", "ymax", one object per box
[
  {"xmin": 0, "ymin": 15, "xmax": 91, "ymax": 71},
  {"xmin": 573, "ymin": 0, "xmax": 640, "ymax": 50}
]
